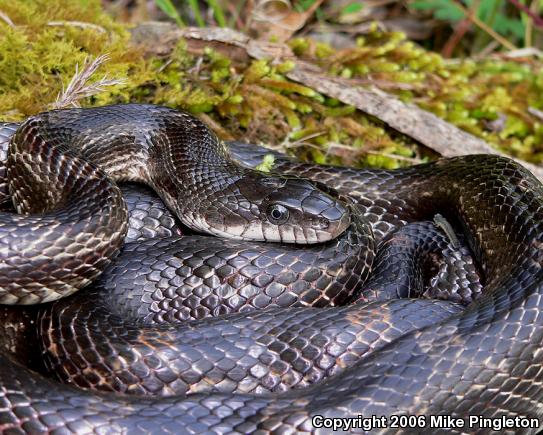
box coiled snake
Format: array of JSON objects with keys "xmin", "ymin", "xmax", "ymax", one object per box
[{"xmin": 0, "ymin": 104, "xmax": 542, "ymax": 434}]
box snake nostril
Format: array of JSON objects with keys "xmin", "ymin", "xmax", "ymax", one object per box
[{"xmin": 315, "ymin": 217, "xmax": 330, "ymax": 229}]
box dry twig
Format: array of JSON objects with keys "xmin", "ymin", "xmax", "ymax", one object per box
[
  {"xmin": 52, "ymin": 54, "xmax": 126, "ymax": 110},
  {"xmin": 0, "ymin": 10, "xmax": 15, "ymax": 27},
  {"xmin": 528, "ymin": 107, "xmax": 543, "ymax": 122},
  {"xmin": 47, "ymin": 20, "xmax": 107, "ymax": 34}
]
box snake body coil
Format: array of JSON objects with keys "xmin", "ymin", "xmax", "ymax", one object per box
[
  {"xmin": 1, "ymin": 104, "xmax": 543, "ymax": 434},
  {"xmin": 0, "ymin": 105, "xmax": 349, "ymax": 305}
]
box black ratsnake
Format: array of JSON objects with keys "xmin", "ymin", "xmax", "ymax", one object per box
[{"xmin": 0, "ymin": 104, "xmax": 542, "ymax": 434}]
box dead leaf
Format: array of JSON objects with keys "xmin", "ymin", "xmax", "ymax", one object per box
[{"xmin": 250, "ymin": 0, "xmax": 324, "ymax": 42}]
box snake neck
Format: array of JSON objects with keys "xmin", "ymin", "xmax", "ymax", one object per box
[
  {"xmin": 22, "ymin": 104, "xmax": 352, "ymax": 243},
  {"xmin": 26, "ymin": 104, "xmax": 245, "ymax": 229}
]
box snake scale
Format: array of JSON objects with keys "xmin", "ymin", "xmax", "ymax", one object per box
[{"xmin": 0, "ymin": 104, "xmax": 542, "ymax": 434}]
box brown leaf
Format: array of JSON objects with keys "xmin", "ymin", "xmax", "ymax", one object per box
[{"xmin": 250, "ymin": 0, "xmax": 324, "ymax": 42}]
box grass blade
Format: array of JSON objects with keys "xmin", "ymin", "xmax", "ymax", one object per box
[
  {"xmin": 154, "ymin": 0, "xmax": 185, "ymax": 27},
  {"xmin": 207, "ymin": 0, "xmax": 227, "ymax": 27}
]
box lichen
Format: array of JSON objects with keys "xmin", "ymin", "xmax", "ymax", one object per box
[{"xmin": 254, "ymin": 154, "xmax": 275, "ymax": 172}]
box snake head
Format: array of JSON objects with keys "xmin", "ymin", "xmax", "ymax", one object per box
[
  {"xmin": 202, "ymin": 173, "xmax": 351, "ymax": 244},
  {"xmin": 260, "ymin": 177, "xmax": 351, "ymax": 243}
]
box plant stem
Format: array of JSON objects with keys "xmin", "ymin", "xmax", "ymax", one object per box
[
  {"xmin": 525, "ymin": 0, "xmax": 534, "ymax": 47},
  {"xmin": 473, "ymin": 0, "xmax": 499, "ymax": 54},
  {"xmin": 442, "ymin": 18, "xmax": 472, "ymax": 57},
  {"xmin": 153, "ymin": 0, "xmax": 185, "ymax": 27},
  {"xmin": 508, "ymin": 0, "xmax": 543, "ymax": 28},
  {"xmin": 188, "ymin": 0, "xmax": 205, "ymax": 27},
  {"xmin": 207, "ymin": 0, "xmax": 227, "ymax": 27},
  {"xmin": 226, "ymin": 0, "xmax": 246, "ymax": 29},
  {"xmin": 453, "ymin": 0, "xmax": 517, "ymax": 50}
]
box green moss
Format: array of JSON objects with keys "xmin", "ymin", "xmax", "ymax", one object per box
[
  {"xmin": 2, "ymin": 1, "xmax": 542, "ymax": 170},
  {"xmin": 254, "ymin": 154, "xmax": 275, "ymax": 172},
  {"xmin": 289, "ymin": 27, "xmax": 543, "ymax": 164},
  {"xmin": 0, "ymin": 0, "xmax": 135, "ymax": 118}
]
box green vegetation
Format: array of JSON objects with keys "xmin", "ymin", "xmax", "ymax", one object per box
[
  {"xmin": 410, "ymin": 0, "xmax": 542, "ymax": 52},
  {"xmin": 1, "ymin": 0, "xmax": 542, "ymax": 170},
  {"xmin": 291, "ymin": 27, "xmax": 543, "ymax": 163},
  {"xmin": 154, "ymin": 0, "xmax": 226, "ymax": 28}
]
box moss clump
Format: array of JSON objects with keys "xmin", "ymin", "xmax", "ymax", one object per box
[
  {"xmin": 290, "ymin": 25, "xmax": 543, "ymax": 164},
  {"xmin": 254, "ymin": 154, "xmax": 275, "ymax": 172},
  {"xmin": 0, "ymin": 0, "xmax": 139, "ymax": 117},
  {"xmin": 0, "ymin": 1, "xmax": 428, "ymax": 169},
  {"xmin": 2, "ymin": 2, "xmax": 542, "ymax": 169}
]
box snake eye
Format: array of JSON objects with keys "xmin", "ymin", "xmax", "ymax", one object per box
[{"xmin": 266, "ymin": 204, "xmax": 289, "ymax": 225}]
